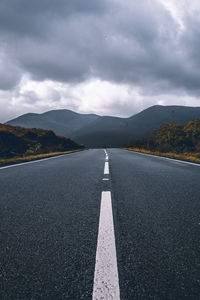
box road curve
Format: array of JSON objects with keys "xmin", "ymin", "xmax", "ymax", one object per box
[{"xmin": 0, "ymin": 149, "xmax": 200, "ymax": 299}]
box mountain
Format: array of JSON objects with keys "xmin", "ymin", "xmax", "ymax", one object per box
[
  {"xmin": 6, "ymin": 105, "xmax": 200, "ymax": 148},
  {"xmin": 0, "ymin": 123, "xmax": 84, "ymax": 158},
  {"xmin": 73, "ymin": 105, "xmax": 200, "ymax": 147},
  {"xmin": 6, "ymin": 109, "xmax": 99, "ymax": 137}
]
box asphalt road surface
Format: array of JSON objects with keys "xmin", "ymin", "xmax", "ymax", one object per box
[{"xmin": 0, "ymin": 149, "xmax": 200, "ymax": 299}]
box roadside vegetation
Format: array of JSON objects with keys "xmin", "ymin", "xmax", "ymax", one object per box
[
  {"xmin": 0, "ymin": 123, "xmax": 84, "ymax": 166},
  {"xmin": 0, "ymin": 150, "xmax": 84, "ymax": 167},
  {"xmin": 125, "ymin": 119, "xmax": 200, "ymax": 164}
]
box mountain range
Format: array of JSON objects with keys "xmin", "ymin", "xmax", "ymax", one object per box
[{"xmin": 6, "ymin": 105, "xmax": 200, "ymax": 148}]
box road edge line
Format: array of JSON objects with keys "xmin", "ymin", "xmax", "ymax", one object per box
[
  {"xmin": 124, "ymin": 149, "xmax": 200, "ymax": 167},
  {"xmin": 0, "ymin": 151, "xmax": 82, "ymax": 170}
]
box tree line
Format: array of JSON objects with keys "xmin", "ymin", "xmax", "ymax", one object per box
[{"xmin": 130, "ymin": 119, "xmax": 200, "ymax": 153}]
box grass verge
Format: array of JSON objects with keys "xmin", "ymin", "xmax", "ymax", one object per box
[
  {"xmin": 123, "ymin": 148, "xmax": 200, "ymax": 164},
  {"xmin": 0, "ymin": 149, "xmax": 85, "ymax": 167}
]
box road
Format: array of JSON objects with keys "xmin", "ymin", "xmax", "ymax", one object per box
[{"xmin": 0, "ymin": 149, "xmax": 200, "ymax": 299}]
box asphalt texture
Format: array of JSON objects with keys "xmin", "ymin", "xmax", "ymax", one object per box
[{"xmin": 1, "ymin": 149, "xmax": 200, "ymax": 299}]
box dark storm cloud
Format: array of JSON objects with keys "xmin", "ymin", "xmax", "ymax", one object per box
[
  {"xmin": 0, "ymin": 49, "xmax": 21, "ymax": 90},
  {"xmin": 0, "ymin": 0, "xmax": 107, "ymax": 37},
  {"xmin": 0, "ymin": 0, "xmax": 200, "ymax": 97}
]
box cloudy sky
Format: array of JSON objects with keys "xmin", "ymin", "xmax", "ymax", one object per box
[{"xmin": 0, "ymin": 0, "xmax": 200, "ymax": 122}]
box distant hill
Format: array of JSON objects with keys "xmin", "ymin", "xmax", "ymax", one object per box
[
  {"xmin": 0, "ymin": 123, "xmax": 84, "ymax": 158},
  {"xmin": 6, "ymin": 109, "xmax": 99, "ymax": 137},
  {"xmin": 6, "ymin": 105, "xmax": 200, "ymax": 148}
]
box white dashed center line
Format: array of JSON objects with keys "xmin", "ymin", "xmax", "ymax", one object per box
[
  {"xmin": 104, "ymin": 161, "xmax": 109, "ymax": 174},
  {"xmin": 92, "ymin": 191, "xmax": 120, "ymax": 300}
]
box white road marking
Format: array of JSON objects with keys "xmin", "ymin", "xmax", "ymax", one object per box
[
  {"xmin": 0, "ymin": 150, "xmax": 84, "ymax": 170},
  {"xmin": 126, "ymin": 150, "xmax": 200, "ymax": 167},
  {"xmin": 104, "ymin": 149, "xmax": 109, "ymax": 161},
  {"xmin": 104, "ymin": 161, "xmax": 109, "ymax": 174},
  {"xmin": 102, "ymin": 178, "xmax": 109, "ymax": 181},
  {"xmin": 0, "ymin": 153, "xmax": 76, "ymax": 170},
  {"xmin": 92, "ymin": 191, "xmax": 120, "ymax": 300}
]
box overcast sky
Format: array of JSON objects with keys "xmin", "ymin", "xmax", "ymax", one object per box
[{"xmin": 0, "ymin": 0, "xmax": 200, "ymax": 122}]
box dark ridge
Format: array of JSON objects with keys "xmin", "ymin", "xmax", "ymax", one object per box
[{"xmin": 6, "ymin": 105, "xmax": 200, "ymax": 148}]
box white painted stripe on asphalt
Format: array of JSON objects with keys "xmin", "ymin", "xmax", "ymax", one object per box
[
  {"xmin": 102, "ymin": 178, "xmax": 109, "ymax": 181},
  {"xmin": 0, "ymin": 153, "xmax": 77, "ymax": 170},
  {"xmin": 93, "ymin": 191, "xmax": 120, "ymax": 300},
  {"xmin": 127, "ymin": 150, "xmax": 200, "ymax": 167},
  {"xmin": 104, "ymin": 161, "xmax": 109, "ymax": 174}
]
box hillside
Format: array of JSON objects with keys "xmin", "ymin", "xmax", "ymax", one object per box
[
  {"xmin": 7, "ymin": 109, "xmax": 99, "ymax": 137},
  {"xmin": 6, "ymin": 105, "xmax": 200, "ymax": 148},
  {"xmin": 130, "ymin": 119, "xmax": 200, "ymax": 153},
  {"xmin": 0, "ymin": 124, "xmax": 84, "ymax": 158}
]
